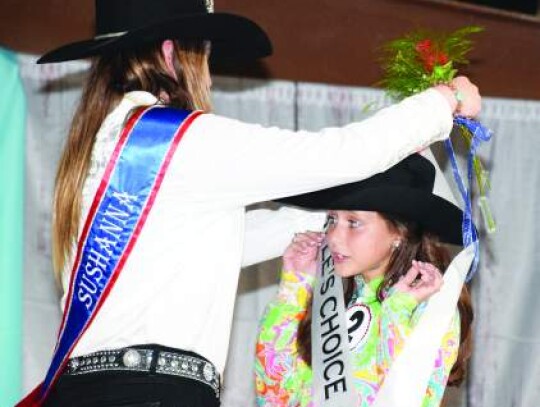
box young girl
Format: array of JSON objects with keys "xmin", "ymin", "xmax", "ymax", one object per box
[
  {"xmin": 25, "ymin": 0, "xmax": 481, "ymax": 405},
  {"xmin": 255, "ymin": 154, "xmax": 473, "ymax": 407}
]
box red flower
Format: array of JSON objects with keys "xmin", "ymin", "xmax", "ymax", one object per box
[
  {"xmin": 423, "ymin": 55, "xmax": 436, "ymax": 72},
  {"xmin": 415, "ymin": 38, "xmax": 449, "ymax": 73},
  {"xmin": 437, "ymin": 53, "xmax": 449, "ymax": 65},
  {"xmin": 415, "ymin": 39, "xmax": 433, "ymax": 54}
]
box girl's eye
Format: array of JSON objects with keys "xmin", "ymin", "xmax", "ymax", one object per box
[
  {"xmin": 348, "ymin": 219, "xmax": 362, "ymax": 229},
  {"xmin": 325, "ymin": 214, "xmax": 337, "ymax": 228}
]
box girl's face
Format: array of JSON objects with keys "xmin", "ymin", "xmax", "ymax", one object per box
[{"xmin": 326, "ymin": 210, "xmax": 400, "ymax": 281}]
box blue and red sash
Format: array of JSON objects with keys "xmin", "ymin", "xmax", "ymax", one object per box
[{"xmin": 18, "ymin": 106, "xmax": 202, "ymax": 406}]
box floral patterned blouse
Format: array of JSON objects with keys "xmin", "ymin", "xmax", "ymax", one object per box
[{"xmin": 255, "ymin": 270, "xmax": 460, "ymax": 407}]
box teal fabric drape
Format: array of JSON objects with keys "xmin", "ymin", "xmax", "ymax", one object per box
[{"xmin": 0, "ymin": 48, "xmax": 26, "ymax": 405}]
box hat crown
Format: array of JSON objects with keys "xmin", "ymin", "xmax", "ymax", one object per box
[
  {"xmin": 276, "ymin": 154, "xmax": 464, "ymax": 244},
  {"xmin": 39, "ymin": 0, "xmax": 271, "ymax": 64},
  {"xmin": 360, "ymin": 154, "xmax": 435, "ymax": 192},
  {"xmin": 95, "ymin": 0, "xmax": 210, "ymax": 36}
]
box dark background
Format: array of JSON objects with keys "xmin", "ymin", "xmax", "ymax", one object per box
[{"xmin": 1, "ymin": 0, "xmax": 539, "ymax": 99}]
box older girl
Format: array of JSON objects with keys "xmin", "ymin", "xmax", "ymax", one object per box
[{"xmin": 26, "ymin": 0, "xmax": 480, "ymax": 405}]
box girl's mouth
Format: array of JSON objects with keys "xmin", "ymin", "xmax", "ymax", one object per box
[{"xmin": 331, "ymin": 252, "xmax": 349, "ymax": 264}]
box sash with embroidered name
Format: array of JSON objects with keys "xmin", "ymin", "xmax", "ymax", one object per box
[
  {"xmin": 312, "ymin": 242, "xmax": 356, "ymax": 407},
  {"xmin": 18, "ymin": 106, "xmax": 202, "ymax": 406}
]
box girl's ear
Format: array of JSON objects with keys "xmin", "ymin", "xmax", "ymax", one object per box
[{"xmin": 161, "ymin": 39, "xmax": 177, "ymax": 79}]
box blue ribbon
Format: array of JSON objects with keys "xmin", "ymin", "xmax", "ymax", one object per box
[
  {"xmin": 443, "ymin": 116, "xmax": 493, "ymax": 281},
  {"xmin": 41, "ymin": 107, "xmax": 192, "ymax": 398}
]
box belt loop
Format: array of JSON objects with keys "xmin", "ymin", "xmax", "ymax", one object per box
[{"xmin": 149, "ymin": 348, "xmax": 159, "ymax": 374}]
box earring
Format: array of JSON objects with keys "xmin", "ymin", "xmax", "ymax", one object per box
[{"xmin": 391, "ymin": 240, "xmax": 401, "ymax": 251}]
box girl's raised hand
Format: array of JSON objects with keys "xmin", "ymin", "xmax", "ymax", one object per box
[
  {"xmin": 394, "ymin": 260, "xmax": 443, "ymax": 304},
  {"xmin": 282, "ymin": 231, "xmax": 324, "ymax": 276},
  {"xmin": 434, "ymin": 75, "xmax": 481, "ymax": 118}
]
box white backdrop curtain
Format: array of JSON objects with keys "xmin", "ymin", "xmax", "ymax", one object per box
[
  {"xmin": 18, "ymin": 54, "xmax": 540, "ymax": 407},
  {"xmin": 466, "ymin": 99, "xmax": 540, "ymax": 407}
]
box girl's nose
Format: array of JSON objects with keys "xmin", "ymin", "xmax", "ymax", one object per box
[{"xmin": 326, "ymin": 225, "xmax": 344, "ymax": 247}]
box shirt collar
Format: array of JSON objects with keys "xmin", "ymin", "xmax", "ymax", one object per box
[
  {"xmin": 353, "ymin": 275, "xmax": 384, "ymax": 302},
  {"xmin": 121, "ymin": 91, "xmax": 158, "ymax": 108}
]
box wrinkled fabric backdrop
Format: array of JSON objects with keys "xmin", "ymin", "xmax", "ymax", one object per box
[{"xmin": 15, "ymin": 53, "xmax": 540, "ymax": 407}]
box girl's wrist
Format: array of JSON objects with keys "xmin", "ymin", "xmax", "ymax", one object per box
[
  {"xmin": 282, "ymin": 260, "xmax": 317, "ymax": 277},
  {"xmin": 384, "ymin": 289, "xmax": 419, "ymax": 313},
  {"xmin": 277, "ymin": 269, "xmax": 316, "ymax": 307},
  {"xmin": 448, "ymin": 83, "xmax": 465, "ymax": 113},
  {"xmin": 281, "ymin": 269, "xmax": 317, "ymax": 284}
]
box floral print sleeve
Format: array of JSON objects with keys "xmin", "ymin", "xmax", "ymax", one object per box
[
  {"xmin": 421, "ymin": 311, "xmax": 460, "ymax": 407},
  {"xmin": 377, "ymin": 292, "xmax": 461, "ymax": 407},
  {"xmin": 377, "ymin": 291, "xmax": 418, "ymax": 372},
  {"xmin": 255, "ymin": 270, "xmax": 315, "ymax": 407}
]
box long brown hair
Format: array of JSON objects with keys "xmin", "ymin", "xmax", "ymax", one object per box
[
  {"xmin": 297, "ymin": 213, "xmax": 473, "ymax": 386},
  {"xmin": 52, "ymin": 40, "xmax": 212, "ymax": 284}
]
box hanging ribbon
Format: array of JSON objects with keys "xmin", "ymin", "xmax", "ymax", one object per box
[{"xmin": 443, "ymin": 116, "xmax": 493, "ymax": 281}]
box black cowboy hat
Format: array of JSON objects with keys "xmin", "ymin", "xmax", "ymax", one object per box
[
  {"xmin": 277, "ymin": 154, "xmax": 463, "ymax": 245},
  {"xmin": 38, "ymin": 0, "xmax": 272, "ymax": 64}
]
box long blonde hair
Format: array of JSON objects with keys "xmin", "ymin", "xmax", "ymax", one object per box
[{"xmin": 52, "ymin": 40, "xmax": 212, "ymax": 284}]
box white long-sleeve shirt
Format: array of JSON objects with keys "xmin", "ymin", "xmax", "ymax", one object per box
[{"xmin": 62, "ymin": 89, "xmax": 452, "ymax": 375}]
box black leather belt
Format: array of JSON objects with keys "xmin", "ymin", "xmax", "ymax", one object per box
[{"xmin": 64, "ymin": 346, "xmax": 220, "ymax": 397}]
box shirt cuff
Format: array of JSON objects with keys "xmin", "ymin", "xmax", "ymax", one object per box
[
  {"xmin": 418, "ymin": 88, "xmax": 454, "ymax": 141},
  {"xmin": 277, "ymin": 269, "xmax": 316, "ymax": 308},
  {"xmin": 384, "ymin": 291, "xmax": 419, "ymax": 314}
]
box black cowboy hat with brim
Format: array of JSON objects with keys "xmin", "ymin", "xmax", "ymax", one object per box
[
  {"xmin": 38, "ymin": 0, "xmax": 272, "ymax": 64},
  {"xmin": 277, "ymin": 154, "xmax": 463, "ymax": 245}
]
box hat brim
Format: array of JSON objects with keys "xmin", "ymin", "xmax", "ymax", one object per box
[
  {"xmin": 277, "ymin": 185, "xmax": 463, "ymax": 246},
  {"xmin": 38, "ymin": 13, "xmax": 272, "ymax": 63}
]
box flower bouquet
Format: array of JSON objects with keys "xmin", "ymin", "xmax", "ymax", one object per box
[
  {"xmin": 378, "ymin": 26, "xmax": 496, "ymax": 280},
  {"xmin": 380, "ymin": 26, "xmax": 496, "ymax": 241}
]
